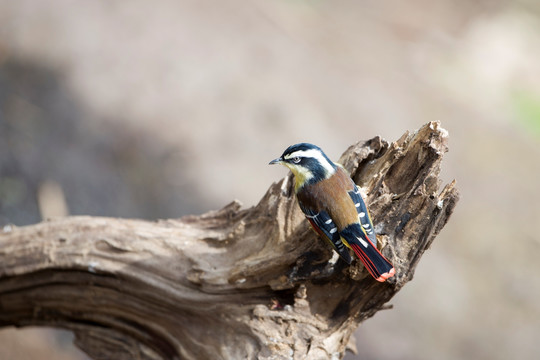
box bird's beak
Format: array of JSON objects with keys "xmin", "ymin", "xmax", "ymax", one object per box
[{"xmin": 269, "ymin": 157, "xmax": 283, "ymax": 165}]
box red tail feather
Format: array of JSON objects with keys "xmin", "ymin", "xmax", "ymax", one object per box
[{"xmin": 350, "ymin": 242, "xmax": 395, "ymax": 282}]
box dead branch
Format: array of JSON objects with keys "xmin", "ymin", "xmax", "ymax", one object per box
[{"xmin": 0, "ymin": 122, "xmax": 459, "ymax": 360}]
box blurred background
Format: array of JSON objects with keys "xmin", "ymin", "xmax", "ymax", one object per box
[{"xmin": 1, "ymin": 0, "xmax": 539, "ymax": 359}]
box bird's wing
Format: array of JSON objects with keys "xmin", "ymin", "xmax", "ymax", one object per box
[
  {"xmin": 299, "ymin": 205, "xmax": 352, "ymax": 264},
  {"xmin": 348, "ymin": 185, "xmax": 377, "ymax": 247}
]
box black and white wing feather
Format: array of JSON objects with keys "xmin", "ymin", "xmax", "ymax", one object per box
[
  {"xmin": 298, "ymin": 205, "xmax": 352, "ymax": 264},
  {"xmin": 348, "ymin": 185, "xmax": 377, "ymax": 247}
]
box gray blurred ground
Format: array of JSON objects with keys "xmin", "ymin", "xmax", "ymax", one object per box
[{"xmin": 1, "ymin": 1, "xmax": 539, "ymax": 359}]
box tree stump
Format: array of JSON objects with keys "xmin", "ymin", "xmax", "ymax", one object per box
[{"xmin": 0, "ymin": 122, "xmax": 459, "ymax": 360}]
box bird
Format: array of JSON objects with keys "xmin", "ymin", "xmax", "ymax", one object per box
[{"xmin": 269, "ymin": 143, "xmax": 395, "ymax": 282}]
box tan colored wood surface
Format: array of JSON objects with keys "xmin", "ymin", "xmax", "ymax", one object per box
[{"xmin": 0, "ymin": 122, "xmax": 458, "ymax": 360}]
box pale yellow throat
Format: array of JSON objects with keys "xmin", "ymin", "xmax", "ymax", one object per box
[{"xmin": 284, "ymin": 164, "xmax": 313, "ymax": 192}]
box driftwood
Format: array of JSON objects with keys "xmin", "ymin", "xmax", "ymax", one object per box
[{"xmin": 0, "ymin": 122, "xmax": 459, "ymax": 360}]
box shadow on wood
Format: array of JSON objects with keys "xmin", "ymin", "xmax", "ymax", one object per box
[{"xmin": 0, "ymin": 122, "xmax": 459, "ymax": 360}]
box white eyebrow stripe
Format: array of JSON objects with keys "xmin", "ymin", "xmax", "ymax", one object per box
[
  {"xmin": 284, "ymin": 149, "xmax": 335, "ymax": 174},
  {"xmin": 283, "ymin": 149, "xmax": 319, "ymax": 159}
]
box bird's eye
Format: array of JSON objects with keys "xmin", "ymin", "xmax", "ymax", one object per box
[{"xmin": 292, "ymin": 157, "xmax": 301, "ymax": 164}]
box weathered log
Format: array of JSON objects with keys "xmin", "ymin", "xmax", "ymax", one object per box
[{"xmin": 0, "ymin": 122, "xmax": 459, "ymax": 360}]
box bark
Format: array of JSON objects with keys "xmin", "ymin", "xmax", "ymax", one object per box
[{"xmin": 0, "ymin": 122, "xmax": 459, "ymax": 360}]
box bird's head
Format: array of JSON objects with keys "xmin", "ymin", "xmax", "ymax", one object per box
[{"xmin": 269, "ymin": 143, "xmax": 337, "ymax": 190}]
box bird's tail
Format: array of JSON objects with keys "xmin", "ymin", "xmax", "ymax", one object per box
[{"xmin": 341, "ymin": 224, "xmax": 395, "ymax": 282}]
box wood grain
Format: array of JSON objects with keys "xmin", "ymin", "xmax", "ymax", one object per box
[{"xmin": 0, "ymin": 122, "xmax": 459, "ymax": 360}]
